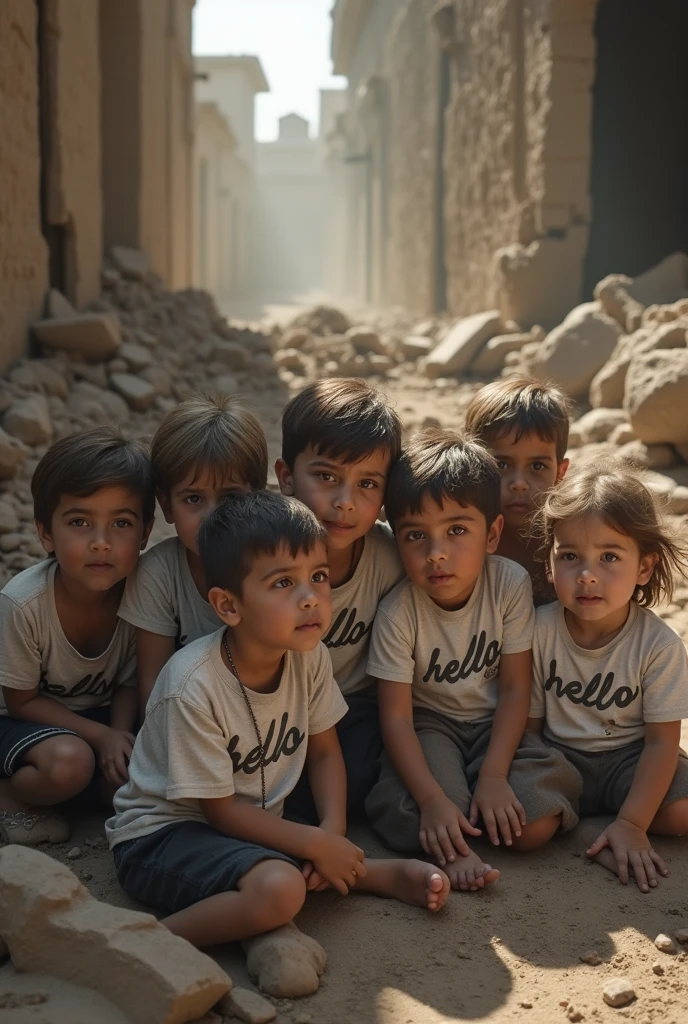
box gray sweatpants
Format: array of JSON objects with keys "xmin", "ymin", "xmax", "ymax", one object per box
[{"xmin": 365, "ymin": 707, "xmax": 581, "ymax": 854}]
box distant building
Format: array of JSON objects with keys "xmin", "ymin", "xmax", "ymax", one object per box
[
  {"xmin": 0, "ymin": 0, "xmax": 197, "ymax": 368},
  {"xmin": 194, "ymin": 55, "xmax": 269, "ymax": 298}
]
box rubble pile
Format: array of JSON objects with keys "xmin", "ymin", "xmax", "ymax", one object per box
[{"xmin": 0, "ymin": 249, "xmax": 280, "ymax": 589}]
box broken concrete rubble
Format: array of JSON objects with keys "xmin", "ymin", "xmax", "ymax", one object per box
[
  {"xmin": 425, "ymin": 310, "xmax": 502, "ymax": 379},
  {"xmin": 594, "ymin": 273, "xmax": 644, "ymax": 333},
  {"xmin": 109, "ymin": 246, "xmax": 152, "ymax": 281},
  {"xmin": 4, "ymin": 395, "xmax": 53, "ymax": 446},
  {"xmin": 624, "ymin": 349, "xmax": 688, "ymax": 445},
  {"xmin": 0, "ymin": 845, "xmax": 231, "ymax": 1024},
  {"xmin": 33, "ymin": 313, "xmax": 122, "ymax": 361},
  {"xmin": 109, "ymin": 372, "xmax": 158, "ymax": 411},
  {"xmin": 532, "ymin": 302, "xmax": 622, "ymax": 398}
]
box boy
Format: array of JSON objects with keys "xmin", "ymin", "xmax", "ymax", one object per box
[
  {"xmin": 119, "ymin": 392, "xmax": 268, "ymax": 713},
  {"xmin": 0, "ymin": 427, "xmax": 154, "ymax": 845},
  {"xmin": 365, "ymin": 429, "xmax": 580, "ymax": 891},
  {"xmin": 107, "ymin": 492, "xmax": 449, "ymax": 954},
  {"xmin": 276, "ymin": 378, "xmax": 403, "ymax": 815},
  {"xmin": 464, "ymin": 375, "xmax": 570, "ymax": 605}
]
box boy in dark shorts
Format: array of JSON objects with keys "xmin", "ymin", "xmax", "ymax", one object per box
[
  {"xmin": 0, "ymin": 427, "xmax": 154, "ymax": 845},
  {"xmin": 107, "ymin": 492, "xmax": 449, "ymax": 957}
]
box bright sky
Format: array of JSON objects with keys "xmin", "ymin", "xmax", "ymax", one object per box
[{"xmin": 192, "ymin": 0, "xmax": 346, "ymax": 141}]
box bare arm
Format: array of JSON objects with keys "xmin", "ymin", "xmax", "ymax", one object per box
[
  {"xmin": 378, "ymin": 679, "xmax": 480, "ymax": 863},
  {"xmin": 470, "ymin": 650, "xmax": 532, "ymax": 844},
  {"xmin": 306, "ymin": 727, "xmax": 347, "ymax": 834},
  {"xmin": 587, "ymin": 721, "xmax": 680, "ymax": 892},
  {"xmin": 200, "ymin": 794, "xmax": 365, "ymax": 895},
  {"xmin": 136, "ymin": 629, "xmax": 176, "ymax": 718}
]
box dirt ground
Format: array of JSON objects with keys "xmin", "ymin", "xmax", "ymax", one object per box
[{"xmin": 2, "ymin": 303, "xmax": 688, "ymax": 1023}]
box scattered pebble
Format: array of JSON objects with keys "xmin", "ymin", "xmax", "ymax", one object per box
[
  {"xmin": 579, "ymin": 950, "xmax": 602, "ymax": 966},
  {"xmin": 519, "ymin": 999, "xmax": 533, "ymax": 1008},
  {"xmin": 567, "ymin": 1006, "xmax": 584, "ymax": 1023},
  {"xmin": 675, "ymin": 928, "xmax": 688, "ymax": 944},
  {"xmin": 654, "ymin": 933, "xmax": 676, "ymax": 954},
  {"xmin": 651, "ymin": 961, "xmax": 664, "ymax": 976},
  {"xmin": 602, "ymin": 978, "xmax": 635, "ymax": 1008},
  {"xmin": 66, "ymin": 846, "xmax": 81, "ymax": 860},
  {"xmin": 80, "ymin": 870, "xmax": 92, "ymax": 882},
  {"xmin": 216, "ymin": 986, "xmax": 277, "ymax": 1024}
]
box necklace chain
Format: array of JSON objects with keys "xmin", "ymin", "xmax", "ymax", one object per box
[{"xmin": 222, "ymin": 630, "xmax": 266, "ymax": 811}]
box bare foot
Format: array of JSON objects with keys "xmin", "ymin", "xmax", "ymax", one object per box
[
  {"xmin": 358, "ymin": 858, "xmax": 451, "ymax": 912},
  {"xmin": 445, "ymin": 850, "xmax": 500, "ymax": 892}
]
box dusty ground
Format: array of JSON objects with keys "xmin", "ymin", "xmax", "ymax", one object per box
[{"xmin": 2, "ymin": 297, "xmax": 688, "ymax": 1023}]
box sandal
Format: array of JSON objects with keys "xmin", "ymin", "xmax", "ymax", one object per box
[{"xmin": 0, "ymin": 809, "xmax": 69, "ymax": 845}]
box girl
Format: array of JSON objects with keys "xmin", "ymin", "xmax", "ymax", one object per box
[{"xmin": 527, "ymin": 460, "xmax": 688, "ymax": 893}]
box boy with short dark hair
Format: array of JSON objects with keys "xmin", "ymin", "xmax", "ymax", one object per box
[
  {"xmin": 0, "ymin": 427, "xmax": 154, "ymax": 845},
  {"xmin": 365, "ymin": 429, "xmax": 579, "ymax": 891},
  {"xmin": 276, "ymin": 378, "xmax": 404, "ymax": 815},
  {"xmin": 118, "ymin": 392, "xmax": 268, "ymax": 713},
  {"xmin": 464, "ymin": 374, "xmax": 570, "ymax": 605},
  {"xmin": 107, "ymin": 492, "xmax": 449, "ymax": 955}
]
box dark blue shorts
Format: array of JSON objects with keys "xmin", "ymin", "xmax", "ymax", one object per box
[
  {"xmin": 0, "ymin": 706, "xmax": 111, "ymax": 778},
  {"xmin": 113, "ymin": 820, "xmax": 300, "ymax": 915}
]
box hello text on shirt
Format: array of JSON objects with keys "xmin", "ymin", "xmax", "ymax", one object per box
[
  {"xmin": 543, "ymin": 658, "xmax": 640, "ymax": 710},
  {"xmin": 323, "ymin": 606, "xmax": 371, "ymax": 650},
  {"xmin": 227, "ymin": 712, "xmax": 306, "ymax": 775},
  {"xmin": 41, "ymin": 671, "xmax": 115, "ymax": 701},
  {"xmin": 423, "ymin": 631, "xmax": 501, "ymax": 684}
]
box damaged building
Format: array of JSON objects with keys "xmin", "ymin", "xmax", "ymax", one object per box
[
  {"xmin": 328, "ymin": 0, "xmax": 688, "ymax": 326},
  {"xmin": 0, "ymin": 0, "xmax": 196, "ymax": 369}
]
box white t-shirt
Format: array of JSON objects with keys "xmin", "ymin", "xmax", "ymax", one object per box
[
  {"xmin": 0, "ymin": 560, "xmax": 136, "ymax": 714},
  {"xmin": 530, "ymin": 601, "xmax": 688, "ymax": 751},
  {"xmin": 106, "ymin": 630, "xmax": 348, "ymax": 848},
  {"xmin": 368, "ymin": 556, "xmax": 534, "ymax": 722},
  {"xmin": 118, "ymin": 537, "xmax": 220, "ymax": 645},
  {"xmin": 323, "ymin": 523, "xmax": 404, "ymax": 696}
]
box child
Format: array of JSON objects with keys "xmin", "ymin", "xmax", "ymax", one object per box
[
  {"xmin": 276, "ymin": 378, "xmax": 404, "ymax": 816},
  {"xmin": 0, "ymin": 427, "xmax": 154, "ymax": 845},
  {"xmin": 118, "ymin": 392, "xmax": 268, "ymax": 713},
  {"xmin": 106, "ymin": 492, "xmax": 449, "ymax": 953},
  {"xmin": 527, "ymin": 460, "xmax": 688, "ymax": 893},
  {"xmin": 365, "ymin": 428, "xmax": 579, "ymax": 891},
  {"xmin": 464, "ymin": 374, "xmax": 570, "ymax": 605}
]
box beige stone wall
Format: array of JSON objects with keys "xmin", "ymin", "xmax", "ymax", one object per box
[
  {"xmin": 0, "ymin": 1, "xmax": 49, "ymax": 368},
  {"xmin": 385, "ymin": 0, "xmax": 440, "ymax": 314},
  {"xmin": 43, "ymin": 0, "xmax": 102, "ymax": 308}
]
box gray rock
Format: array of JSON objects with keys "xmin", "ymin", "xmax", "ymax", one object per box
[
  {"xmin": 67, "ymin": 382, "xmax": 129, "ymax": 425},
  {"xmin": 534, "ymin": 302, "xmax": 622, "ymax": 398},
  {"xmin": 346, "ymin": 326, "xmax": 388, "ymax": 356},
  {"xmin": 573, "ymin": 408, "xmax": 628, "ymax": 445},
  {"xmin": 119, "ymin": 342, "xmax": 153, "ymax": 372},
  {"xmin": 594, "ymin": 273, "xmax": 645, "ymax": 333},
  {"xmin": 0, "ymin": 429, "xmax": 27, "ymax": 479},
  {"xmin": 655, "ymin": 933, "xmax": 676, "ymax": 954},
  {"xmin": 109, "ymin": 246, "xmax": 151, "ymax": 280},
  {"xmin": 4, "ymin": 396, "xmax": 53, "ymax": 446},
  {"xmin": 9, "ymin": 360, "xmax": 69, "ymax": 400},
  {"xmin": 215, "ymin": 987, "xmax": 276, "ymax": 1024},
  {"xmin": 401, "ymin": 335, "xmax": 434, "ymax": 360},
  {"xmin": 46, "ymin": 288, "xmax": 77, "ymax": 320},
  {"xmin": 0, "ymin": 533, "xmax": 23, "ymax": 553},
  {"xmin": 471, "ymin": 333, "xmax": 534, "ymax": 375},
  {"xmin": 71, "ymin": 361, "xmax": 109, "ymax": 389},
  {"xmin": 214, "ymin": 341, "xmax": 248, "ymax": 371},
  {"xmin": 109, "ymin": 373, "xmax": 157, "ymax": 411},
  {"xmin": 139, "ymin": 365, "xmax": 172, "ymax": 397},
  {"xmin": 108, "ymin": 358, "xmax": 128, "ymax": 374},
  {"xmin": 625, "ymin": 349, "xmax": 688, "ymax": 445},
  {"xmin": 33, "ymin": 313, "xmax": 121, "ymax": 360},
  {"xmin": 602, "ymin": 977, "xmax": 635, "ymax": 1008},
  {"xmin": 425, "ymin": 311, "xmax": 502, "ymax": 379}
]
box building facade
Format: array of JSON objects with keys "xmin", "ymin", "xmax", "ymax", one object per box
[
  {"xmin": 330, "ymin": 0, "xmax": 688, "ymax": 327},
  {"xmin": 0, "ymin": 0, "xmax": 197, "ymax": 370}
]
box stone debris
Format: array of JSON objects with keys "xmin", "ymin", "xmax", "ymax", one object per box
[
  {"xmin": 594, "ymin": 273, "xmax": 645, "ymax": 333},
  {"xmin": 288, "ymin": 304, "xmax": 351, "ymax": 337},
  {"xmin": 109, "ymin": 373, "xmax": 158, "ymax": 411},
  {"xmin": 625, "ymin": 349, "xmax": 688, "ymax": 446},
  {"xmin": 654, "ymin": 933, "xmax": 676, "ymax": 954},
  {"xmin": 579, "ymin": 950, "xmax": 602, "ymax": 966},
  {"xmin": 119, "ymin": 341, "xmax": 154, "ymax": 372},
  {"xmin": 532, "ymin": 302, "xmax": 622, "ymax": 398},
  {"xmin": 33, "ymin": 313, "xmax": 122, "ymax": 360},
  {"xmin": 0, "ymin": 845, "xmax": 231, "ymax": 1024},
  {"xmin": 652, "ymin": 961, "xmax": 664, "ymax": 975},
  {"xmin": 566, "ymin": 1006, "xmax": 584, "ymax": 1023},
  {"xmin": 215, "ymin": 987, "xmax": 277, "ymax": 1023},
  {"xmin": 471, "ymin": 332, "xmax": 535, "ymax": 375},
  {"xmin": 401, "ymin": 335, "xmax": 434, "ymax": 360},
  {"xmin": 4, "ymin": 395, "xmax": 53, "ymax": 446},
  {"xmin": 46, "ymin": 288, "xmax": 78, "ymax": 321},
  {"xmin": 675, "ymin": 928, "xmax": 688, "ymax": 944},
  {"xmin": 425, "ymin": 310, "xmax": 503, "ymax": 379},
  {"xmin": 66, "ymin": 847, "xmax": 81, "ymax": 860},
  {"xmin": 109, "ymin": 246, "xmax": 151, "ymax": 280},
  {"xmin": 602, "ymin": 978, "xmax": 635, "ymax": 1008},
  {"xmin": 243, "ymin": 922, "xmax": 327, "ymax": 998},
  {"xmin": 345, "ymin": 325, "xmax": 389, "ymax": 356}
]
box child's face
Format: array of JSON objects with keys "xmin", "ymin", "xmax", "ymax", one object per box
[
  {"xmin": 275, "ymin": 445, "xmax": 391, "ymax": 552},
  {"xmin": 36, "ymin": 485, "xmax": 151, "ymax": 592},
  {"xmin": 160, "ymin": 465, "xmax": 250, "ymax": 555},
  {"xmin": 548, "ymin": 514, "xmax": 656, "ymax": 623},
  {"xmin": 209, "ymin": 540, "xmax": 332, "ymax": 653},
  {"xmin": 489, "ymin": 430, "xmax": 568, "ymax": 531},
  {"xmin": 395, "ymin": 496, "xmax": 502, "ymax": 610}
]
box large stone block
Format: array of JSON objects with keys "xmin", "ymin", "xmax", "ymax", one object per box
[
  {"xmin": 625, "ymin": 349, "xmax": 688, "ymax": 445},
  {"xmin": 0, "ymin": 845, "xmax": 231, "ymax": 1024},
  {"xmin": 425, "ymin": 311, "xmax": 502, "ymax": 379},
  {"xmin": 594, "ymin": 274, "xmax": 644, "ymax": 333},
  {"xmin": 33, "ymin": 314, "xmax": 121, "ymax": 360},
  {"xmin": 4, "ymin": 395, "xmax": 53, "ymax": 446},
  {"xmin": 471, "ymin": 333, "xmax": 534, "ymax": 375},
  {"xmin": 109, "ymin": 373, "xmax": 157, "ymax": 411},
  {"xmin": 533, "ymin": 302, "xmax": 622, "ymax": 398}
]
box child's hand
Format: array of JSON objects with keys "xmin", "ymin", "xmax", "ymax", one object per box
[
  {"xmin": 310, "ymin": 833, "xmax": 366, "ymax": 895},
  {"xmin": 586, "ymin": 818, "xmax": 669, "ymax": 893},
  {"xmin": 94, "ymin": 727, "xmax": 135, "ymax": 786},
  {"xmin": 469, "ymin": 776, "xmax": 526, "ymax": 846},
  {"xmin": 301, "ymin": 861, "xmax": 329, "ymax": 892},
  {"xmin": 419, "ymin": 794, "xmax": 482, "ymax": 865}
]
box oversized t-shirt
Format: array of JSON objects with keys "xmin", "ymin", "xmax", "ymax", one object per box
[
  {"xmin": 323, "ymin": 522, "xmax": 404, "ymax": 696},
  {"xmin": 0, "ymin": 560, "xmax": 136, "ymax": 714},
  {"xmin": 118, "ymin": 537, "xmax": 220, "ymax": 646},
  {"xmin": 530, "ymin": 600, "xmax": 688, "ymax": 751},
  {"xmin": 368, "ymin": 555, "xmax": 534, "ymax": 722},
  {"xmin": 106, "ymin": 630, "xmax": 348, "ymax": 847}
]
